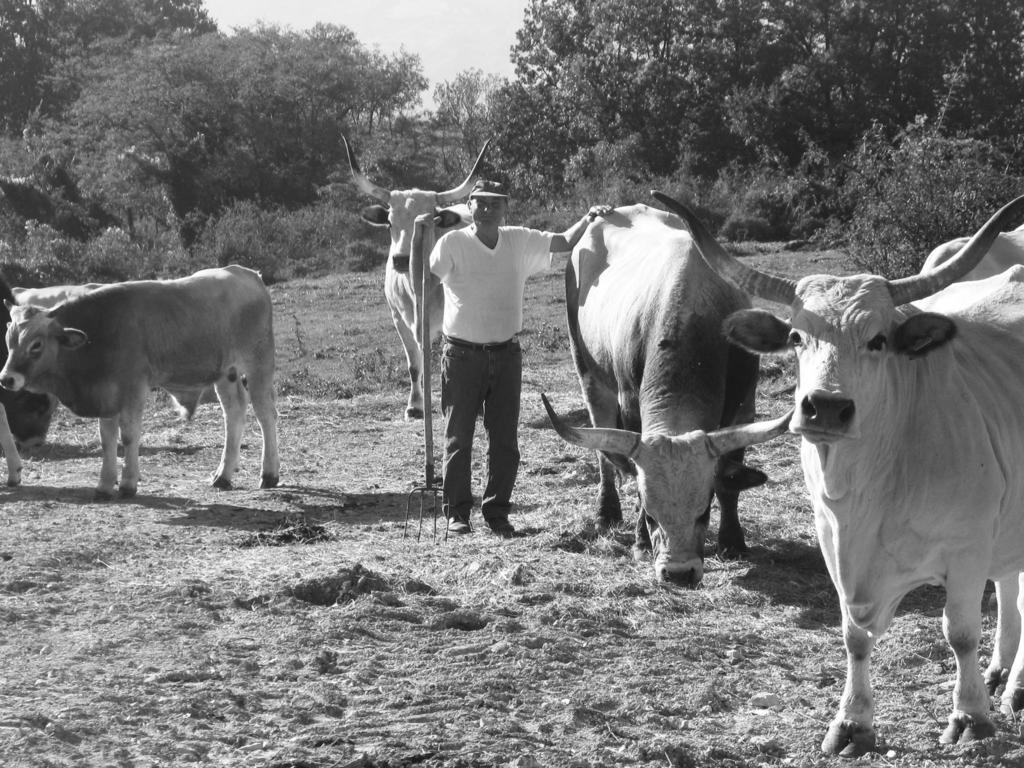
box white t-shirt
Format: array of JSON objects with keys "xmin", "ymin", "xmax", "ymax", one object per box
[{"xmin": 430, "ymin": 225, "xmax": 554, "ymax": 343}]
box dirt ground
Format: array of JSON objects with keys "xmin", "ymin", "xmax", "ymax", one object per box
[{"xmin": 2, "ymin": 257, "xmax": 1023, "ymax": 768}]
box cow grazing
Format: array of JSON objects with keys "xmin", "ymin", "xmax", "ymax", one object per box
[
  {"xmin": 340, "ymin": 135, "xmax": 487, "ymax": 419},
  {"xmin": 656, "ymin": 189, "xmax": 1024, "ymax": 754},
  {"xmin": 562, "ymin": 203, "xmax": 780, "ymax": 585},
  {"xmin": 0, "ymin": 266, "xmax": 279, "ymax": 498},
  {"xmin": 921, "ymin": 223, "xmax": 1024, "ymax": 282},
  {"xmin": 0, "ymin": 278, "xmax": 59, "ymax": 483}
]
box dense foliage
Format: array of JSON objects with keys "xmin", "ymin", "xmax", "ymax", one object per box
[{"xmin": 1, "ymin": 0, "xmax": 1023, "ymax": 284}]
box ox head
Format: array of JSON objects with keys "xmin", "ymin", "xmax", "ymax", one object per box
[
  {"xmin": 542, "ymin": 394, "xmax": 792, "ymax": 587},
  {"xmin": 341, "ymin": 134, "xmax": 489, "ymax": 270},
  {"xmin": 1, "ymin": 303, "xmax": 86, "ymax": 394},
  {"xmin": 652, "ymin": 190, "xmax": 1024, "ymax": 444}
]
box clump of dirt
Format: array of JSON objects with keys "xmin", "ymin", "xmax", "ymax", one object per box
[
  {"xmin": 283, "ymin": 563, "xmax": 388, "ymax": 606},
  {"xmin": 238, "ymin": 514, "xmax": 332, "ymax": 547}
]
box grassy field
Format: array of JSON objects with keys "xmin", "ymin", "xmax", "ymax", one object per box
[{"xmin": 0, "ymin": 243, "xmax": 1021, "ymax": 768}]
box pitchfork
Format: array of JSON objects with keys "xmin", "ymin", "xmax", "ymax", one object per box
[{"xmin": 405, "ymin": 216, "xmax": 444, "ymax": 540}]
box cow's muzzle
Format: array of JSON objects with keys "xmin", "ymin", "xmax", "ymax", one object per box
[
  {"xmin": 0, "ymin": 371, "xmax": 24, "ymax": 391},
  {"xmin": 655, "ymin": 556, "xmax": 703, "ymax": 588},
  {"xmin": 792, "ymin": 391, "xmax": 857, "ymax": 441}
]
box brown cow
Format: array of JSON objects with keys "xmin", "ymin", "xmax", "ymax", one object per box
[{"xmin": 0, "ymin": 266, "xmax": 279, "ymax": 498}]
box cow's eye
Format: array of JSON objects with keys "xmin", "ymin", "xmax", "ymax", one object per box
[
  {"xmin": 788, "ymin": 330, "xmax": 803, "ymax": 347},
  {"xmin": 27, "ymin": 340, "xmax": 42, "ymax": 357},
  {"xmin": 867, "ymin": 334, "xmax": 886, "ymax": 351}
]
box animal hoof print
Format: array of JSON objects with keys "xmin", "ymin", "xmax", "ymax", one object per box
[
  {"xmin": 260, "ymin": 473, "xmax": 279, "ymax": 489},
  {"xmin": 212, "ymin": 476, "xmax": 233, "ymax": 490}
]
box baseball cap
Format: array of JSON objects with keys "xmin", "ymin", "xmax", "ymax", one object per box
[{"xmin": 469, "ymin": 180, "xmax": 509, "ymax": 199}]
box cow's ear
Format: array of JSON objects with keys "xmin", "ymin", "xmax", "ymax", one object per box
[
  {"xmin": 715, "ymin": 459, "xmax": 768, "ymax": 492},
  {"xmin": 57, "ymin": 328, "xmax": 88, "ymax": 349},
  {"xmin": 723, "ymin": 309, "xmax": 791, "ymax": 353},
  {"xmin": 359, "ymin": 204, "xmax": 390, "ymax": 227},
  {"xmin": 893, "ymin": 312, "xmax": 956, "ymax": 358},
  {"xmin": 433, "ymin": 207, "xmax": 464, "ymax": 229}
]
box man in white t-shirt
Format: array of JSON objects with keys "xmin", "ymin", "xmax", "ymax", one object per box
[{"xmin": 429, "ymin": 179, "xmax": 611, "ymax": 537}]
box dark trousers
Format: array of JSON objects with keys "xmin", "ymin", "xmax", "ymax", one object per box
[{"xmin": 440, "ymin": 339, "xmax": 522, "ymax": 525}]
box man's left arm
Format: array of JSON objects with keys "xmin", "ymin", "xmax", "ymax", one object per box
[{"xmin": 549, "ymin": 205, "xmax": 614, "ymax": 253}]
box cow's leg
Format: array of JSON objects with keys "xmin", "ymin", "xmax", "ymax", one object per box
[
  {"xmin": 117, "ymin": 403, "xmax": 143, "ymax": 498},
  {"xmin": 391, "ymin": 305, "xmax": 424, "ymax": 421},
  {"xmin": 999, "ymin": 572, "xmax": 1024, "ymax": 713},
  {"xmin": 0, "ymin": 406, "xmax": 22, "ymax": 486},
  {"xmin": 95, "ymin": 417, "xmax": 120, "ymax": 500},
  {"xmin": 821, "ymin": 607, "xmax": 877, "ymax": 756},
  {"xmin": 940, "ymin": 578, "xmax": 995, "ymax": 744},
  {"xmin": 249, "ymin": 379, "xmax": 280, "ymax": 489},
  {"xmin": 595, "ymin": 453, "xmax": 622, "ymax": 529},
  {"xmin": 715, "ymin": 486, "xmax": 747, "ymax": 558},
  {"xmin": 987, "ymin": 575, "xmax": 1020, "ymax": 697},
  {"xmin": 212, "ymin": 376, "xmax": 248, "ymax": 489}
]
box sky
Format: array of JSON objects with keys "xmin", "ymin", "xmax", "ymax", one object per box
[{"xmin": 201, "ymin": 0, "xmax": 530, "ymax": 105}]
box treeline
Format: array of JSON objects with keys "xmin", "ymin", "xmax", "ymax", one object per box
[{"xmin": 2, "ymin": 0, "xmax": 1024, "ymax": 285}]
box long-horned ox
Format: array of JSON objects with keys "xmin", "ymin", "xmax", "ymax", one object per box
[
  {"xmin": 655, "ymin": 189, "xmax": 1024, "ymax": 754},
  {"xmin": 341, "ymin": 136, "xmax": 488, "ymax": 419},
  {"xmin": 0, "ymin": 266, "xmax": 279, "ymax": 499},
  {"xmin": 559, "ymin": 202, "xmax": 786, "ymax": 585}
]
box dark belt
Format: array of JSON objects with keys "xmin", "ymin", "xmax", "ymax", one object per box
[{"xmin": 443, "ymin": 334, "xmax": 516, "ymax": 351}]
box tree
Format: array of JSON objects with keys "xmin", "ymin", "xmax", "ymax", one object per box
[
  {"xmin": 432, "ymin": 68, "xmax": 503, "ymax": 175},
  {"xmin": 43, "ymin": 23, "xmax": 428, "ymax": 244}
]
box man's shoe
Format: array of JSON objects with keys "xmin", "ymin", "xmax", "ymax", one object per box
[
  {"xmin": 447, "ymin": 519, "xmax": 472, "ymax": 535},
  {"xmin": 488, "ymin": 520, "xmax": 515, "ymax": 539}
]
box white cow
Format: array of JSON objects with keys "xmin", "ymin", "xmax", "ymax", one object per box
[
  {"xmin": 656, "ymin": 190, "xmax": 1024, "ymax": 755},
  {"xmin": 341, "ymin": 136, "xmax": 487, "ymax": 419}
]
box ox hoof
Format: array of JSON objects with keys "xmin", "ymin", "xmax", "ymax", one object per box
[
  {"xmin": 93, "ymin": 489, "xmax": 116, "ymax": 502},
  {"xmin": 260, "ymin": 473, "xmax": 279, "ymax": 489},
  {"xmin": 7, "ymin": 474, "xmax": 21, "ymax": 487},
  {"xmin": 940, "ymin": 712, "xmax": 995, "ymax": 745},
  {"xmin": 986, "ymin": 668, "xmax": 1009, "ymax": 696},
  {"xmin": 212, "ymin": 476, "xmax": 233, "ymax": 490},
  {"xmin": 1000, "ymin": 688, "xmax": 1024, "ymax": 715},
  {"xmin": 821, "ymin": 720, "xmax": 876, "ymax": 757},
  {"xmin": 405, "ymin": 407, "xmax": 424, "ymax": 420},
  {"xmin": 117, "ymin": 486, "xmax": 137, "ymax": 499},
  {"xmin": 717, "ymin": 541, "xmax": 750, "ymax": 560}
]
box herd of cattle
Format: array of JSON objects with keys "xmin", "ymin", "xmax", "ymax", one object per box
[{"xmin": 3, "ymin": 143, "xmax": 1024, "ymax": 756}]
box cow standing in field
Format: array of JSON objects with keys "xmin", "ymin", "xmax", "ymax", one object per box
[
  {"xmin": 340, "ymin": 135, "xmax": 487, "ymax": 420},
  {"xmin": 14, "ymin": 282, "xmax": 217, "ymax": 420},
  {"xmin": 658, "ymin": 189, "xmax": 1024, "ymax": 754},
  {"xmin": 559, "ymin": 203, "xmax": 781, "ymax": 585},
  {"xmin": 0, "ymin": 265, "xmax": 279, "ymax": 498}
]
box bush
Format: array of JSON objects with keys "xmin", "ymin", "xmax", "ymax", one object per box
[{"xmin": 837, "ymin": 121, "xmax": 1024, "ymax": 278}]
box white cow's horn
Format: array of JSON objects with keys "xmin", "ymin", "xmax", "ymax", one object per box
[
  {"xmin": 540, "ymin": 393, "xmax": 639, "ymax": 458},
  {"xmin": 704, "ymin": 409, "xmax": 794, "ymax": 457},
  {"xmin": 652, "ymin": 190, "xmax": 797, "ymax": 305},
  {"xmin": 341, "ymin": 133, "xmax": 390, "ymax": 203},
  {"xmin": 437, "ymin": 140, "xmax": 491, "ymax": 204}
]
